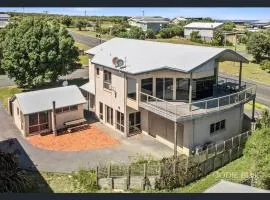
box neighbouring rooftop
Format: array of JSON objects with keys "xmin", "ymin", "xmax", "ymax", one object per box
[
  {"xmin": 129, "ymin": 16, "xmax": 170, "ymax": 24},
  {"xmin": 184, "ymin": 22, "xmax": 223, "ymax": 29},
  {"xmin": 204, "ymin": 180, "xmax": 270, "ymax": 193},
  {"xmin": 86, "ymin": 38, "xmax": 248, "ymax": 75},
  {"xmin": 14, "ymin": 85, "xmax": 86, "ymax": 115}
]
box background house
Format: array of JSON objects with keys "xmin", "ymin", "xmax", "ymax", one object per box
[
  {"xmin": 9, "ymin": 85, "xmax": 86, "ymax": 137},
  {"xmin": 250, "ymin": 19, "xmax": 270, "ymax": 29},
  {"xmin": 184, "ymin": 22, "xmax": 224, "ymax": 41},
  {"xmin": 0, "ymin": 13, "xmax": 10, "ymax": 29},
  {"xmin": 171, "ymin": 16, "xmax": 187, "ymax": 24},
  {"xmin": 128, "ymin": 16, "xmax": 170, "ymax": 32}
]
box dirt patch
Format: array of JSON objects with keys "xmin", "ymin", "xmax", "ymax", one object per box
[{"xmin": 26, "ymin": 125, "xmax": 119, "ymax": 151}]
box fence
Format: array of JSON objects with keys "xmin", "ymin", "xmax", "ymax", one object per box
[{"xmin": 97, "ymin": 131, "xmax": 252, "ymax": 190}]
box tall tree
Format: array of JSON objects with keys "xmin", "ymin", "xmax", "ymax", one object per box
[
  {"xmin": 246, "ymin": 32, "xmax": 270, "ymax": 63},
  {"xmin": 75, "ymin": 20, "xmax": 87, "ymax": 31},
  {"xmin": 1, "ymin": 18, "xmax": 79, "ymax": 88},
  {"xmin": 61, "ymin": 15, "xmax": 72, "ymax": 28}
]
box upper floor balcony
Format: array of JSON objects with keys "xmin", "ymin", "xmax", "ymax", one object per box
[{"xmin": 139, "ymin": 76, "xmax": 256, "ymax": 122}]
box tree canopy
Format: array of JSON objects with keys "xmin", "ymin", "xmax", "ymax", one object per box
[
  {"xmin": 0, "ymin": 17, "xmax": 79, "ymax": 88},
  {"xmin": 246, "ymin": 31, "xmax": 270, "ymax": 63},
  {"xmin": 75, "ymin": 19, "xmax": 87, "ymax": 31},
  {"xmin": 61, "ymin": 15, "xmax": 72, "ymax": 28}
]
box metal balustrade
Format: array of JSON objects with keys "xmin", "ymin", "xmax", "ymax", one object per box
[{"xmin": 139, "ymin": 78, "xmax": 256, "ymax": 122}]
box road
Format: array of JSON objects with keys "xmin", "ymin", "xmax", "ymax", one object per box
[
  {"xmin": 220, "ymin": 73, "xmax": 270, "ymax": 107},
  {"xmin": 69, "ymin": 31, "xmax": 106, "ymax": 48}
]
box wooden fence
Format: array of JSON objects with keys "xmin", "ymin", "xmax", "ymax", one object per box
[{"xmin": 97, "ymin": 131, "xmax": 251, "ymax": 190}]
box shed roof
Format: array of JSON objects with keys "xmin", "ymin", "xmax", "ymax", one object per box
[
  {"xmin": 184, "ymin": 22, "xmax": 223, "ymax": 29},
  {"xmin": 129, "ymin": 16, "xmax": 170, "ymax": 24},
  {"xmin": 79, "ymin": 80, "xmax": 95, "ymax": 95},
  {"xmin": 0, "ymin": 14, "xmax": 10, "ymax": 18},
  {"xmin": 14, "ymin": 85, "xmax": 86, "ymax": 115},
  {"xmin": 86, "ymin": 38, "xmax": 248, "ymax": 75},
  {"xmin": 204, "ymin": 180, "xmax": 270, "ymax": 193}
]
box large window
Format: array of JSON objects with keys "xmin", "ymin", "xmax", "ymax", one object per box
[
  {"xmin": 29, "ymin": 111, "xmax": 49, "ymax": 133},
  {"xmin": 106, "ymin": 105, "xmax": 113, "ymax": 125},
  {"xmin": 127, "ymin": 78, "xmax": 137, "ymax": 100},
  {"xmin": 129, "ymin": 112, "xmax": 141, "ymax": 133},
  {"xmin": 156, "ymin": 78, "xmax": 173, "ymax": 100},
  {"xmin": 99, "ymin": 102, "xmax": 103, "ymax": 120},
  {"xmin": 176, "ymin": 78, "xmax": 190, "ymax": 101},
  {"xmin": 194, "ymin": 76, "xmax": 216, "ymax": 100},
  {"xmin": 116, "ymin": 111, "xmax": 124, "ymax": 133},
  {"xmin": 104, "ymin": 70, "xmax": 112, "ymax": 90},
  {"xmin": 210, "ymin": 120, "xmax": 226, "ymax": 135},
  {"xmin": 141, "ymin": 78, "xmax": 153, "ymax": 95}
]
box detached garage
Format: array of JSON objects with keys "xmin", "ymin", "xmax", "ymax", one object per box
[{"xmin": 9, "ymin": 85, "xmax": 86, "ymax": 137}]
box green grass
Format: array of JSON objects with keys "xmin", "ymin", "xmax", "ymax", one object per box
[
  {"xmin": 150, "ymin": 38, "xmax": 211, "ymax": 46},
  {"xmin": 0, "ymin": 86, "xmax": 23, "ymax": 109},
  {"xmin": 79, "ymin": 55, "xmax": 89, "ymax": 66},
  {"xmin": 219, "ymin": 61, "xmax": 270, "ymax": 85},
  {"xmin": 244, "ymin": 101, "xmax": 269, "ymax": 111},
  {"xmin": 74, "ymin": 42, "xmax": 90, "ymax": 51}
]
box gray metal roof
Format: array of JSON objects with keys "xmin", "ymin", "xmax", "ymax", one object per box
[
  {"xmin": 184, "ymin": 22, "xmax": 223, "ymax": 29},
  {"xmin": 86, "ymin": 38, "xmax": 248, "ymax": 75},
  {"xmin": 129, "ymin": 16, "xmax": 170, "ymax": 24},
  {"xmin": 0, "ymin": 14, "xmax": 10, "ymax": 18},
  {"xmin": 79, "ymin": 80, "xmax": 95, "ymax": 95},
  {"xmin": 204, "ymin": 180, "xmax": 270, "ymax": 193},
  {"xmin": 15, "ymin": 85, "xmax": 86, "ymax": 115}
]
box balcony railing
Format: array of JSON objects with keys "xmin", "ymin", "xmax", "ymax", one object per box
[{"xmin": 139, "ymin": 82, "xmax": 256, "ymax": 122}]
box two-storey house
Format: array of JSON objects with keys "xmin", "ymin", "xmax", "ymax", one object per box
[{"xmin": 84, "ymin": 38, "xmax": 256, "ymax": 156}]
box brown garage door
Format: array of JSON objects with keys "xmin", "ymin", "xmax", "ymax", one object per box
[{"xmin": 149, "ymin": 112, "xmax": 183, "ymax": 147}]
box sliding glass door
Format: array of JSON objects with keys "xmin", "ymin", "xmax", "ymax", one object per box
[{"xmin": 156, "ymin": 78, "xmax": 173, "ymax": 100}]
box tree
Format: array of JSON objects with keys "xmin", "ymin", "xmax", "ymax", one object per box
[
  {"xmin": 61, "ymin": 15, "xmax": 72, "ymax": 28},
  {"xmin": 145, "ymin": 29, "xmax": 156, "ymax": 39},
  {"xmin": 246, "ymin": 32, "xmax": 270, "ymax": 63},
  {"xmin": 0, "ymin": 29, "xmax": 7, "ymax": 74},
  {"xmin": 128, "ymin": 27, "xmax": 145, "ymax": 39},
  {"xmin": 212, "ymin": 28, "xmax": 225, "ymax": 46},
  {"xmin": 75, "ymin": 20, "xmax": 87, "ymax": 31},
  {"xmin": 223, "ymin": 21, "xmax": 236, "ymax": 32},
  {"xmin": 1, "ymin": 18, "xmax": 79, "ymax": 88},
  {"xmin": 244, "ymin": 127, "xmax": 270, "ymax": 189},
  {"xmin": 190, "ymin": 31, "xmax": 202, "ymax": 42}
]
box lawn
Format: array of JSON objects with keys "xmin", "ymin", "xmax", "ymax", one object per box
[
  {"xmin": 79, "ymin": 55, "xmax": 89, "ymax": 66},
  {"xmin": 0, "ymin": 86, "xmax": 23, "ymax": 109},
  {"xmin": 244, "ymin": 101, "xmax": 269, "ymax": 111},
  {"xmin": 75, "ymin": 42, "xmax": 90, "ymax": 51},
  {"xmin": 219, "ymin": 61, "xmax": 270, "ymax": 85}
]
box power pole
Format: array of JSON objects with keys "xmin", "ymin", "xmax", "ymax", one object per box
[
  {"xmin": 84, "ymin": 10, "xmax": 86, "ymax": 17},
  {"xmin": 142, "ymin": 10, "xmax": 144, "ymax": 17}
]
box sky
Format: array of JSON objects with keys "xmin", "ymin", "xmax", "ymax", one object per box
[{"xmin": 0, "ymin": 7, "xmax": 270, "ymax": 20}]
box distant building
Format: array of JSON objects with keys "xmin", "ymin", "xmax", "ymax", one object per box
[
  {"xmin": 184, "ymin": 22, "xmax": 224, "ymax": 41},
  {"xmin": 171, "ymin": 16, "xmax": 187, "ymax": 24},
  {"xmin": 251, "ymin": 19, "xmax": 270, "ymax": 29},
  {"xmin": 0, "ymin": 13, "xmax": 10, "ymax": 28},
  {"xmin": 128, "ymin": 16, "xmax": 170, "ymax": 32}
]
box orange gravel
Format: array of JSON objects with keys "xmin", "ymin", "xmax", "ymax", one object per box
[{"xmin": 26, "ymin": 125, "xmax": 119, "ymax": 151}]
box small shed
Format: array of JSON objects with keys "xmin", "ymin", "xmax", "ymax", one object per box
[{"xmin": 10, "ymin": 85, "xmax": 86, "ymax": 137}]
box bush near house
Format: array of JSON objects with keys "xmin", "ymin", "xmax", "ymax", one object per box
[{"xmin": 190, "ymin": 31, "xmax": 202, "ymax": 43}]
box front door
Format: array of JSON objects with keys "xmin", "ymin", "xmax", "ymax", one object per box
[{"xmin": 128, "ymin": 112, "xmax": 141, "ymax": 136}]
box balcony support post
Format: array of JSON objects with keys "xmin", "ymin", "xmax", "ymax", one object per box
[
  {"xmin": 251, "ymin": 98, "xmax": 255, "ymax": 122},
  {"xmin": 239, "ymin": 61, "xmax": 243, "ymax": 90},
  {"xmin": 174, "ymin": 121, "xmax": 178, "ymax": 158},
  {"xmin": 189, "ymin": 73, "xmax": 193, "ymax": 112}
]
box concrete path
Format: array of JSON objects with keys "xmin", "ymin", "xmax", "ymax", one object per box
[{"xmin": 0, "ymin": 102, "xmax": 173, "ymax": 173}]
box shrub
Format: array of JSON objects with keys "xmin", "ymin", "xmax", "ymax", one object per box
[
  {"xmin": 0, "ymin": 150, "xmax": 33, "ymax": 192},
  {"xmin": 190, "ymin": 31, "xmax": 202, "ymax": 43},
  {"xmin": 72, "ymin": 169, "xmax": 99, "ymax": 192},
  {"xmin": 260, "ymin": 60, "xmax": 270, "ymax": 72},
  {"xmin": 244, "ymin": 128, "xmax": 270, "ymax": 190}
]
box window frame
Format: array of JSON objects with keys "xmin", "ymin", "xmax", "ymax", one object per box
[
  {"xmin": 28, "ymin": 111, "xmax": 49, "ymax": 133},
  {"xmin": 104, "ymin": 70, "xmax": 112, "ymax": 90},
  {"xmin": 99, "ymin": 102, "xmax": 103, "ymax": 120},
  {"xmin": 116, "ymin": 111, "xmax": 125, "ymax": 133},
  {"xmin": 210, "ymin": 119, "xmax": 226, "ymax": 135}
]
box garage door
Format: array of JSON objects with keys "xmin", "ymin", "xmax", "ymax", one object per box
[{"xmin": 149, "ymin": 112, "xmax": 183, "ymax": 147}]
